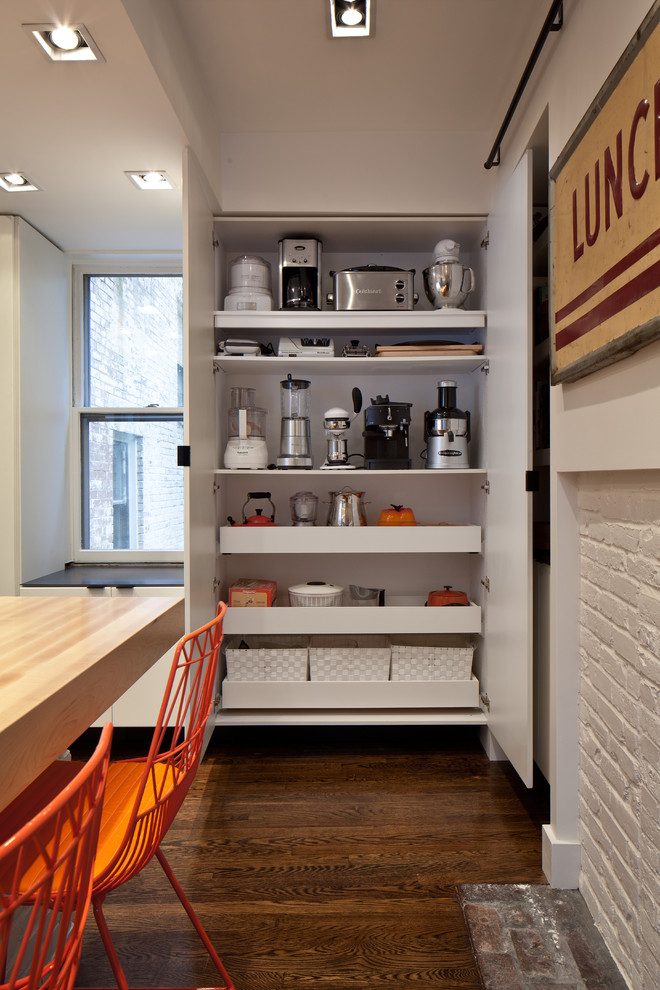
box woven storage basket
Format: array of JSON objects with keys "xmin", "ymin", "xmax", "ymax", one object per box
[
  {"xmin": 309, "ymin": 636, "xmax": 390, "ymax": 682},
  {"xmin": 224, "ymin": 636, "xmax": 309, "ymax": 681},
  {"xmin": 390, "ymin": 635, "xmax": 474, "ymax": 681}
]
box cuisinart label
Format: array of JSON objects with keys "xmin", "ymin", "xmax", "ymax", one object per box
[{"xmin": 356, "ymin": 287, "xmax": 382, "ymax": 294}]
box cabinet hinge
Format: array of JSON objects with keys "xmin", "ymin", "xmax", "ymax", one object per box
[
  {"xmin": 481, "ymin": 231, "xmax": 490, "ymax": 250},
  {"xmin": 212, "ymin": 577, "xmax": 222, "ymax": 592},
  {"xmin": 212, "ymin": 235, "xmax": 219, "ymax": 249},
  {"xmin": 213, "ymin": 480, "xmax": 221, "ymax": 494},
  {"xmin": 481, "ymin": 480, "xmax": 491, "ymax": 495},
  {"xmin": 481, "ymin": 576, "xmax": 490, "ymax": 593},
  {"xmin": 480, "ymin": 360, "xmax": 490, "ymax": 375},
  {"xmin": 480, "ymin": 691, "xmax": 491, "ymax": 712}
]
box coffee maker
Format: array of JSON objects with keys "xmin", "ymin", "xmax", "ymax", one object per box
[
  {"xmin": 278, "ymin": 238, "xmax": 322, "ymax": 310},
  {"xmin": 363, "ymin": 395, "xmax": 412, "ymax": 470},
  {"xmin": 424, "ymin": 380, "xmax": 470, "ymax": 468}
]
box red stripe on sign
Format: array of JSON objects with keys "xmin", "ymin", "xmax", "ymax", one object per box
[
  {"xmin": 555, "ymin": 227, "xmax": 660, "ymax": 324},
  {"xmin": 555, "ymin": 257, "xmax": 660, "ymax": 351}
]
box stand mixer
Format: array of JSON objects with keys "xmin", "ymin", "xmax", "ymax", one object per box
[{"xmin": 321, "ymin": 388, "xmax": 363, "ymax": 469}]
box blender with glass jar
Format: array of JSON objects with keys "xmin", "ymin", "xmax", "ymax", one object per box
[
  {"xmin": 276, "ymin": 375, "xmax": 313, "ymax": 469},
  {"xmin": 223, "ymin": 387, "xmax": 268, "ymax": 469}
]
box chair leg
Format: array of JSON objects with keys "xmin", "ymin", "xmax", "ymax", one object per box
[
  {"xmin": 155, "ymin": 847, "xmax": 234, "ymax": 990},
  {"xmin": 91, "ymin": 893, "xmax": 130, "ymax": 990}
]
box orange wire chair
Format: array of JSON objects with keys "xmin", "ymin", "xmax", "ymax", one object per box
[
  {"xmin": 88, "ymin": 602, "xmax": 233, "ymax": 990},
  {"xmin": 0, "ymin": 722, "xmax": 113, "ymax": 990}
]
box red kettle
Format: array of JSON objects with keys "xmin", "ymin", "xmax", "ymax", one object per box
[{"xmin": 230, "ymin": 492, "xmax": 277, "ymax": 527}]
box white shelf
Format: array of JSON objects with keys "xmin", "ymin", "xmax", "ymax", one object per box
[
  {"xmin": 215, "ymin": 707, "xmax": 488, "ymax": 726},
  {"xmin": 213, "ymin": 354, "xmax": 485, "ymax": 375},
  {"xmin": 219, "ymin": 524, "xmax": 481, "ymax": 555},
  {"xmin": 214, "ymin": 309, "xmax": 486, "ymax": 332},
  {"xmin": 221, "ymin": 676, "xmax": 481, "ymax": 710},
  {"xmin": 215, "ymin": 467, "xmax": 486, "ymax": 476},
  {"xmin": 224, "ymin": 603, "xmax": 481, "ymax": 635}
]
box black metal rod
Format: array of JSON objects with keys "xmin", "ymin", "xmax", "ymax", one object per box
[{"xmin": 484, "ymin": 0, "xmax": 563, "ymax": 169}]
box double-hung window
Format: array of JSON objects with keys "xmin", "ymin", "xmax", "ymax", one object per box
[{"xmin": 73, "ymin": 270, "xmax": 184, "ymax": 561}]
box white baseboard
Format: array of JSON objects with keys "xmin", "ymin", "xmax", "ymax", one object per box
[{"xmin": 542, "ymin": 824, "xmax": 580, "ymax": 888}]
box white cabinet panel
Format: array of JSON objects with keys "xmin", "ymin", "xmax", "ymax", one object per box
[{"xmin": 481, "ymin": 151, "xmax": 534, "ymax": 786}]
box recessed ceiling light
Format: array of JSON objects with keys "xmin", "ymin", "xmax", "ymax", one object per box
[
  {"xmin": 0, "ymin": 172, "xmax": 39, "ymax": 192},
  {"xmin": 125, "ymin": 171, "xmax": 175, "ymax": 191},
  {"xmin": 329, "ymin": 0, "xmax": 373, "ymax": 37},
  {"xmin": 23, "ymin": 23, "xmax": 105, "ymax": 62}
]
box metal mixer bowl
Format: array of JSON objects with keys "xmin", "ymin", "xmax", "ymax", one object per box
[{"xmin": 422, "ymin": 263, "xmax": 475, "ymax": 309}]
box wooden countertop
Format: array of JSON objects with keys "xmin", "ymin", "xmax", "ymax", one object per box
[{"xmin": 0, "ymin": 594, "xmax": 184, "ymax": 811}]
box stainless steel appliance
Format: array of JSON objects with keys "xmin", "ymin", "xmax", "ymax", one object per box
[
  {"xmin": 326, "ymin": 265, "xmax": 417, "ymax": 311},
  {"xmin": 424, "ymin": 380, "xmax": 470, "ymax": 468},
  {"xmin": 422, "ymin": 239, "xmax": 476, "ymax": 310},
  {"xmin": 321, "ymin": 387, "xmax": 362, "ymax": 469},
  {"xmin": 278, "ymin": 238, "xmax": 322, "ymax": 310},
  {"xmin": 362, "ymin": 394, "xmax": 412, "ymax": 470},
  {"xmin": 276, "ymin": 375, "xmax": 313, "ymax": 469}
]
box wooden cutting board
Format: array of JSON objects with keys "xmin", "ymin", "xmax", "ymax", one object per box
[{"xmin": 375, "ymin": 343, "xmax": 483, "ymax": 356}]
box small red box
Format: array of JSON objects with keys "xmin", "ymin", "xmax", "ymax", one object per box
[{"xmin": 228, "ymin": 578, "xmax": 277, "ymax": 607}]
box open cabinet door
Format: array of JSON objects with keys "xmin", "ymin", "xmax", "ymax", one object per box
[
  {"xmin": 481, "ymin": 150, "xmax": 534, "ymax": 786},
  {"xmin": 182, "ymin": 147, "xmax": 218, "ymax": 634}
]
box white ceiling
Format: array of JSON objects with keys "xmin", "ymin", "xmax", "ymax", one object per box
[{"xmin": 0, "ymin": 0, "xmax": 552, "ymax": 253}]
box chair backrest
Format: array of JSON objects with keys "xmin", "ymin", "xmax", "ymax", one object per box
[
  {"xmin": 94, "ymin": 602, "xmax": 226, "ymax": 891},
  {"xmin": 0, "ymin": 722, "xmax": 112, "ymax": 990}
]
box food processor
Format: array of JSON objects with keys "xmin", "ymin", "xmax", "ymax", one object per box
[
  {"xmin": 424, "ymin": 380, "xmax": 471, "ymax": 468},
  {"xmin": 223, "ymin": 387, "xmax": 268, "ymax": 469},
  {"xmin": 289, "ymin": 491, "xmax": 319, "ymax": 526},
  {"xmin": 276, "ymin": 375, "xmax": 313, "ymax": 469}
]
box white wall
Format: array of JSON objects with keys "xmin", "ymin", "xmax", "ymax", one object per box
[
  {"xmin": 0, "ymin": 217, "xmax": 21, "ymax": 593},
  {"xmin": 18, "ymin": 219, "xmax": 70, "ymax": 583}
]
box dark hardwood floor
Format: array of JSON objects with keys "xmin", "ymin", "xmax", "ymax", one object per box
[{"xmin": 73, "ymin": 724, "xmax": 549, "ymax": 989}]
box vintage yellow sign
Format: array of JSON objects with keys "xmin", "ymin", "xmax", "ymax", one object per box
[{"xmin": 551, "ymin": 5, "xmax": 660, "ymax": 383}]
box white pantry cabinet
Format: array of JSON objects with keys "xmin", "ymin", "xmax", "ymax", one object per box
[{"xmin": 183, "ymin": 150, "xmax": 534, "ymax": 784}]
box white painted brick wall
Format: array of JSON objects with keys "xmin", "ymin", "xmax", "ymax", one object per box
[{"xmin": 578, "ymin": 470, "xmax": 660, "ymax": 990}]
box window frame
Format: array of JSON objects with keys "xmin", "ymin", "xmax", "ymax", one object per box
[{"xmin": 71, "ymin": 263, "xmax": 185, "ymax": 563}]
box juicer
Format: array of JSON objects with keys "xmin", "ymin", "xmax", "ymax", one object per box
[
  {"xmin": 424, "ymin": 380, "xmax": 471, "ymax": 468},
  {"xmin": 321, "ymin": 387, "xmax": 362, "ymax": 469}
]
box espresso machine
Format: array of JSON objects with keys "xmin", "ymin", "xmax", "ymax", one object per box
[
  {"xmin": 424, "ymin": 380, "xmax": 471, "ymax": 468},
  {"xmin": 363, "ymin": 395, "xmax": 412, "ymax": 470},
  {"xmin": 276, "ymin": 375, "xmax": 313, "ymax": 469},
  {"xmin": 278, "ymin": 238, "xmax": 322, "ymax": 310}
]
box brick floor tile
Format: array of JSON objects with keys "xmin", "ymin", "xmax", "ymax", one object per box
[
  {"xmin": 464, "ymin": 903, "xmax": 507, "ymax": 953},
  {"xmin": 478, "ymin": 952, "xmax": 523, "ymax": 989},
  {"xmin": 510, "ymin": 928, "xmax": 558, "ymax": 977}
]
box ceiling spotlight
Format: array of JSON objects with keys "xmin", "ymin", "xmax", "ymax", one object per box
[
  {"xmin": 0, "ymin": 172, "xmax": 38, "ymax": 192},
  {"xmin": 330, "ymin": 0, "xmax": 372, "ymax": 37},
  {"xmin": 23, "ymin": 23, "xmax": 105, "ymax": 62},
  {"xmin": 125, "ymin": 171, "xmax": 175, "ymax": 191}
]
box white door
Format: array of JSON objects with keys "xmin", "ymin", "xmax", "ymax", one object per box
[
  {"xmin": 182, "ymin": 147, "xmax": 219, "ymax": 634},
  {"xmin": 481, "ymin": 150, "xmax": 534, "ymax": 786}
]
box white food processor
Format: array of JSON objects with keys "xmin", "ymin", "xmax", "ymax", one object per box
[{"xmin": 223, "ymin": 386, "xmax": 268, "ymax": 469}]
